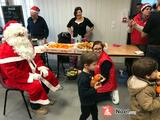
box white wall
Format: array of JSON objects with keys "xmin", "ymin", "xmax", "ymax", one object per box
[
  {"xmin": 0, "ymin": 0, "xmax": 6, "ymax": 27},
  {"xmin": 33, "ymin": 0, "xmax": 130, "ymax": 45},
  {"xmin": 8, "ymin": 0, "xmax": 131, "ymax": 63}
]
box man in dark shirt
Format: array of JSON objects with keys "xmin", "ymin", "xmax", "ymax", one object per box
[
  {"xmin": 143, "ymin": 3, "xmax": 160, "ymax": 68},
  {"xmin": 27, "ymin": 6, "xmax": 49, "ymax": 45}
]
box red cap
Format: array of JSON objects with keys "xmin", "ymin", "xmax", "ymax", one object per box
[
  {"xmin": 3, "ymin": 20, "xmax": 17, "ymax": 32},
  {"xmin": 141, "ymin": 3, "xmax": 152, "ymax": 12},
  {"xmin": 30, "ymin": 6, "xmax": 40, "ymax": 13}
]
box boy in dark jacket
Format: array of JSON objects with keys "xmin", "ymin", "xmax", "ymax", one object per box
[{"xmin": 77, "ymin": 52, "xmax": 102, "ymax": 120}]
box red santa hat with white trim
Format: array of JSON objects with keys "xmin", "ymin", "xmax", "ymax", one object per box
[
  {"xmin": 30, "ymin": 6, "xmax": 40, "ymax": 14},
  {"xmin": 141, "ymin": 3, "xmax": 152, "ymax": 12},
  {"xmin": 3, "ymin": 20, "xmax": 17, "ymax": 32},
  {"xmin": 2, "ymin": 20, "xmax": 28, "ymax": 42}
]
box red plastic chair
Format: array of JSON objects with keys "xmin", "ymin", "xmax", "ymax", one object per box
[{"xmin": 0, "ymin": 74, "xmax": 32, "ymax": 119}]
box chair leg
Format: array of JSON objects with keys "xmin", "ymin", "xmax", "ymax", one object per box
[
  {"xmin": 57, "ymin": 58, "xmax": 60, "ymax": 78},
  {"xmin": 62, "ymin": 63, "xmax": 66, "ymax": 73},
  {"xmin": 3, "ymin": 89, "xmax": 9, "ymax": 116},
  {"xmin": 20, "ymin": 91, "xmax": 32, "ymax": 119},
  {"xmin": 45, "ymin": 53, "xmax": 49, "ymax": 67}
]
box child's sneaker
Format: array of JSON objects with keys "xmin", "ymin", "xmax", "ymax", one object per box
[{"xmin": 111, "ymin": 89, "xmax": 120, "ymax": 105}]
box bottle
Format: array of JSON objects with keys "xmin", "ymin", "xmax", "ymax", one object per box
[{"xmin": 74, "ymin": 34, "xmax": 82, "ymax": 43}]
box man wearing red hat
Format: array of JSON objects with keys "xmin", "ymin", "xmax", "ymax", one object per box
[
  {"xmin": 27, "ymin": 6, "xmax": 49, "ymax": 45},
  {"xmin": 131, "ymin": 3, "xmax": 152, "ymax": 47},
  {"xmin": 0, "ymin": 21, "xmax": 61, "ymax": 115},
  {"xmin": 142, "ymin": 2, "xmax": 160, "ymax": 69}
]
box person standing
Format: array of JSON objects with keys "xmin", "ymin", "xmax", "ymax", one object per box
[
  {"xmin": 27, "ymin": 6, "xmax": 49, "ymax": 45},
  {"xmin": 131, "ymin": 3, "xmax": 152, "ymax": 51},
  {"xmin": 142, "ymin": 3, "xmax": 160, "ymax": 68},
  {"xmin": 77, "ymin": 52, "xmax": 101, "ymax": 120},
  {"xmin": 125, "ymin": 2, "xmax": 142, "ymax": 77},
  {"xmin": 27, "ymin": 6, "xmax": 49, "ymax": 64},
  {"xmin": 67, "ymin": 7, "xmax": 94, "ymax": 42},
  {"xmin": 126, "ymin": 3, "xmax": 152, "ymax": 77}
]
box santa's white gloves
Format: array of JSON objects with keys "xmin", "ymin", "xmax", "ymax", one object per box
[
  {"xmin": 28, "ymin": 66, "xmax": 49, "ymax": 83},
  {"xmin": 40, "ymin": 69, "xmax": 48, "ymax": 77},
  {"xmin": 28, "ymin": 73, "xmax": 41, "ymax": 83},
  {"xmin": 32, "ymin": 73, "xmax": 42, "ymax": 80},
  {"xmin": 38, "ymin": 66, "xmax": 49, "ymax": 78}
]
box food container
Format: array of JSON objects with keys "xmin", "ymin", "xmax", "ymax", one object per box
[
  {"xmin": 46, "ymin": 42, "xmax": 75, "ymax": 53},
  {"xmin": 66, "ymin": 68, "xmax": 78, "ymax": 80}
]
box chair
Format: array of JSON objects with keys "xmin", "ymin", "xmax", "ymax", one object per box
[{"xmin": 0, "ymin": 75, "xmax": 32, "ymax": 119}]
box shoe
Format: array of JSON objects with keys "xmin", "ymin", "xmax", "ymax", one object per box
[
  {"xmin": 32, "ymin": 108, "xmax": 48, "ymax": 115},
  {"xmin": 59, "ymin": 85, "xmax": 63, "ymax": 90},
  {"xmin": 49, "ymin": 99, "xmax": 56, "ymax": 105},
  {"xmin": 111, "ymin": 89, "xmax": 120, "ymax": 105}
]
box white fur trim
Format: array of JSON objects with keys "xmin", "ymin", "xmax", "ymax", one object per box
[
  {"xmin": 30, "ymin": 9, "xmax": 39, "ymax": 14},
  {"xmin": 28, "ymin": 73, "xmax": 34, "ymax": 83},
  {"xmin": 41, "ymin": 77, "xmax": 61, "ymax": 92},
  {"xmin": 27, "ymin": 60, "xmax": 37, "ymax": 73},
  {"xmin": 134, "ymin": 24, "xmax": 144, "ymax": 32},
  {"xmin": 3, "ymin": 23, "xmax": 27, "ymax": 39},
  {"xmin": 34, "ymin": 46, "xmax": 46, "ymax": 53},
  {"xmin": 50, "ymin": 84, "xmax": 61, "ymax": 92},
  {"xmin": 0, "ymin": 57, "xmax": 24, "ymax": 64},
  {"xmin": 30, "ymin": 99, "xmax": 50, "ymax": 105},
  {"xmin": 3, "ymin": 23, "xmax": 35, "ymax": 60},
  {"xmin": 38, "ymin": 66, "xmax": 49, "ymax": 71},
  {"xmin": 141, "ymin": 4, "xmax": 151, "ymax": 11}
]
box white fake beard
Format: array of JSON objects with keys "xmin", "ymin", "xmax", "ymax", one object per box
[{"xmin": 6, "ymin": 36, "xmax": 35, "ymax": 60}]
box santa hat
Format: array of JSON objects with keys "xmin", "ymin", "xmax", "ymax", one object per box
[
  {"xmin": 141, "ymin": 3, "xmax": 152, "ymax": 12},
  {"xmin": 3, "ymin": 20, "xmax": 17, "ymax": 32},
  {"xmin": 3, "ymin": 21, "xmax": 28, "ymax": 41},
  {"xmin": 30, "ymin": 6, "xmax": 40, "ymax": 13}
]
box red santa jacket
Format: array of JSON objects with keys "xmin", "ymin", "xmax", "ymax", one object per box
[
  {"xmin": 0, "ymin": 42, "xmax": 47, "ymax": 88},
  {"xmin": 131, "ymin": 13, "xmax": 148, "ymax": 45},
  {"xmin": 94, "ymin": 51, "xmax": 117, "ymax": 93}
]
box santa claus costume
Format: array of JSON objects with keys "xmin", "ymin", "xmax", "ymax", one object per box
[{"xmin": 0, "ymin": 22, "xmax": 61, "ymax": 114}]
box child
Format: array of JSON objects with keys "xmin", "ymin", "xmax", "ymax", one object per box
[
  {"xmin": 77, "ymin": 52, "xmax": 102, "ymax": 120},
  {"xmin": 127, "ymin": 58, "xmax": 160, "ymax": 120}
]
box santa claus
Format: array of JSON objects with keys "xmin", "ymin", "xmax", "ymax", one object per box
[{"xmin": 0, "ymin": 21, "xmax": 61, "ymax": 115}]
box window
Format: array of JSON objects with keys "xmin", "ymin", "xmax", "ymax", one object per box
[
  {"xmin": 142, "ymin": 0, "xmax": 157, "ymax": 5},
  {"xmin": 0, "ymin": 0, "xmax": 6, "ymax": 27}
]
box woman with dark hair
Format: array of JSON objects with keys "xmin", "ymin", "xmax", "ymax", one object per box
[
  {"xmin": 67, "ymin": 7, "xmax": 94, "ymax": 42},
  {"xmin": 92, "ymin": 41, "xmax": 119, "ymax": 104}
]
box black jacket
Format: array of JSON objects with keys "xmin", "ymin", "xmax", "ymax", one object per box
[
  {"xmin": 27, "ymin": 16, "xmax": 49, "ymax": 39},
  {"xmin": 77, "ymin": 71, "xmax": 96, "ymax": 106}
]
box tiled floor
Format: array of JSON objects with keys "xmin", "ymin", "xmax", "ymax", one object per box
[{"xmin": 0, "ymin": 62, "xmax": 130, "ymax": 120}]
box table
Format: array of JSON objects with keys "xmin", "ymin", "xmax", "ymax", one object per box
[
  {"xmin": 107, "ymin": 45, "xmax": 144, "ymax": 58},
  {"xmin": 45, "ymin": 44, "xmax": 144, "ymax": 58},
  {"xmin": 40, "ymin": 44, "xmax": 144, "ymax": 78}
]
